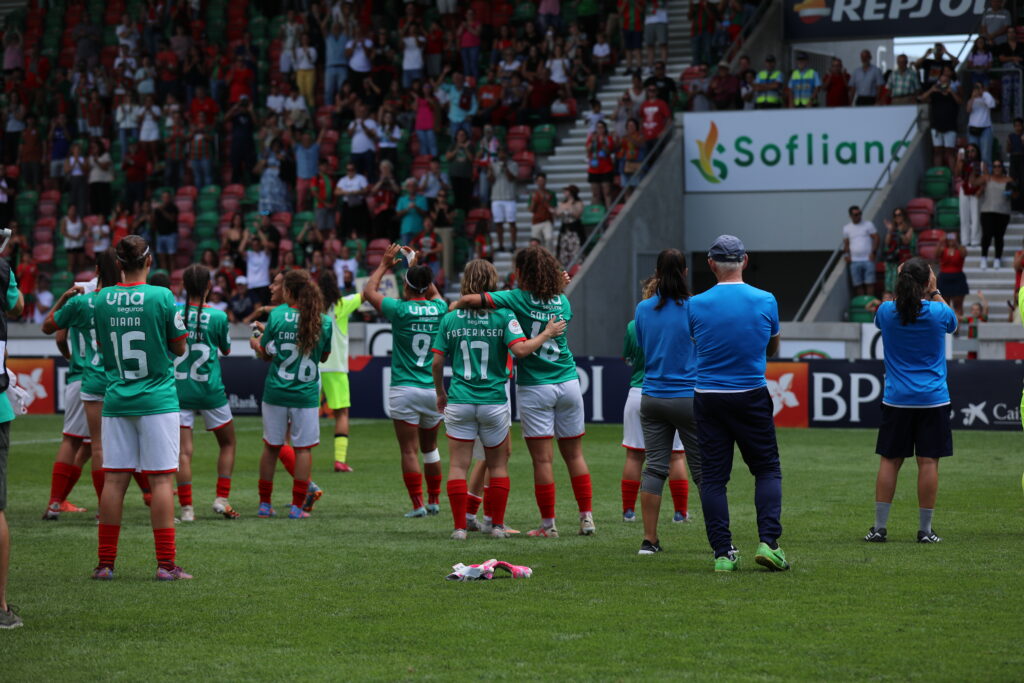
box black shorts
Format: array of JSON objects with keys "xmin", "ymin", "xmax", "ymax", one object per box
[
  {"xmin": 588, "ymin": 171, "xmax": 614, "ymax": 184},
  {"xmin": 875, "ymin": 405, "xmax": 953, "ymax": 460}
]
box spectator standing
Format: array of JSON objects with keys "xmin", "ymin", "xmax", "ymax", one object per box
[
  {"xmin": 244, "ymin": 232, "xmax": 272, "ymax": 305},
  {"xmin": 138, "ymin": 93, "xmax": 162, "ymax": 160},
  {"xmin": 882, "ymin": 208, "xmax": 916, "ymax": 294},
  {"xmin": 188, "ymin": 85, "xmax": 219, "ymax": 126},
  {"xmin": 163, "ymin": 110, "xmax": 188, "ymax": 189},
  {"xmin": 226, "ymin": 56, "xmax": 254, "ymax": 104},
  {"xmin": 368, "ymin": 160, "xmax": 400, "ymax": 238},
  {"xmin": 64, "ymin": 142, "xmax": 88, "ymax": 216},
  {"xmin": 294, "ymin": 129, "xmax": 322, "ymax": 212},
  {"xmin": 916, "ymin": 42, "xmax": 960, "ymax": 89},
  {"xmin": 48, "ymin": 114, "xmax": 72, "ymax": 183},
  {"xmin": 843, "ymin": 205, "xmax": 879, "ymax": 296},
  {"xmin": 688, "ymin": 0, "xmax": 716, "ymax": 69},
  {"xmin": 556, "ymin": 185, "xmax": 585, "ymax": 265},
  {"xmin": 586, "ymin": 121, "xmax": 616, "ymax": 209},
  {"xmin": 886, "ymin": 54, "xmax": 920, "ymax": 105},
  {"xmin": 937, "ymin": 233, "xmax": 969, "ymax": 317},
  {"xmin": 294, "ymin": 34, "xmax": 318, "ymax": 107},
  {"xmin": 414, "ymin": 81, "xmax": 440, "ymax": 158},
  {"xmin": 754, "ymin": 56, "xmax": 783, "ymax": 109},
  {"xmin": 377, "ymin": 110, "xmax": 402, "ymax": 170},
  {"xmin": 639, "ymin": 84, "xmax": 670, "ymax": 153},
  {"xmin": 529, "ymin": 172, "xmax": 557, "ymax": 252},
  {"xmin": 822, "ymin": 57, "xmax": 851, "ymax": 107},
  {"xmin": 981, "ymin": 0, "xmax": 1012, "ymax": 47},
  {"xmin": 977, "ymin": 158, "xmax": 1014, "ymax": 270},
  {"xmin": 418, "ymin": 158, "xmax": 449, "ymax": 207},
  {"xmin": 311, "ymin": 159, "xmax": 336, "ymax": 237},
  {"xmin": 968, "ymin": 82, "xmax": 997, "ymax": 168},
  {"xmin": 997, "ymin": 31, "xmax": 1024, "ymax": 122},
  {"xmin": 620, "ymin": 118, "xmax": 646, "ymax": 199},
  {"xmin": 619, "ymin": 0, "xmax": 646, "ymax": 75},
  {"xmin": 457, "ymin": 8, "xmax": 482, "ymax": 79},
  {"xmin": 786, "ymin": 51, "xmax": 820, "ymax": 108},
  {"xmin": 87, "ymin": 140, "xmax": 113, "ymax": 218},
  {"xmin": 227, "ymin": 96, "xmax": 257, "ymax": 185},
  {"xmin": 188, "ymin": 112, "xmax": 215, "ymax": 189},
  {"xmin": 347, "ymin": 103, "xmax": 379, "ymax": 181},
  {"xmin": 60, "ymin": 204, "xmax": 86, "ymax": 274},
  {"xmin": 397, "ymin": 178, "xmax": 429, "ymax": 245},
  {"xmin": 153, "ymin": 191, "xmax": 179, "ymax": 273},
  {"xmin": 488, "ymin": 147, "xmax": 519, "ymax": 252},
  {"xmin": 644, "ymin": 61, "xmax": 678, "ymax": 104},
  {"xmin": 919, "ymin": 71, "xmax": 961, "ymax": 170},
  {"xmin": 401, "ymin": 21, "xmax": 426, "ymax": 89},
  {"xmin": 849, "ymin": 50, "xmax": 884, "ymax": 106},
  {"xmin": 16, "ymin": 114, "xmax": 41, "ymax": 191},
  {"xmin": 966, "ymin": 37, "xmax": 993, "ymax": 89},
  {"xmin": 324, "ymin": 22, "xmax": 349, "ymax": 105},
  {"xmin": 439, "ymin": 69, "xmax": 477, "ymax": 139},
  {"xmin": 336, "ymin": 162, "xmax": 370, "ymax": 238},
  {"xmin": 645, "ymin": 0, "xmax": 670, "ymax": 72},
  {"xmin": 523, "ymin": 65, "xmax": 559, "ymax": 123},
  {"xmin": 91, "ymin": 213, "xmax": 111, "ymax": 254},
  {"xmin": 687, "ymin": 235, "xmax": 788, "ymax": 573},
  {"xmin": 708, "ymin": 62, "xmax": 739, "ymax": 110},
  {"xmin": 345, "ymin": 25, "xmax": 374, "ymax": 96},
  {"xmin": 257, "ymin": 139, "xmax": 291, "ymax": 215},
  {"xmin": 122, "ymin": 141, "xmax": 148, "ymax": 209},
  {"xmin": 445, "ymin": 128, "xmax": 475, "ymax": 211}
]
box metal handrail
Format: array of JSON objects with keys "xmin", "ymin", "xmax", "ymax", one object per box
[{"xmin": 793, "ymin": 30, "xmax": 979, "ymax": 321}]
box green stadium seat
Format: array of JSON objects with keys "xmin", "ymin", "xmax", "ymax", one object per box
[
  {"xmin": 581, "ymin": 204, "xmax": 607, "ymax": 228},
  {"xmin": 935, "ymin": 197, "xmax": 960, "ymax": 229},
  {"xmin": 848, "ymin": 295, "xmax": 876, "ymax": 323},
  {"xmin": 922, "ymin": 166, "xmax": 952, "ymax": 199}
]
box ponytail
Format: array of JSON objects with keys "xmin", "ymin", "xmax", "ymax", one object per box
[
  {"xmin": 653, "ymin": 249, "xmax": 690, "ymax": 310},
  {"xmin": 182, "ymin": 264, "xmax": 211, "ymax": 344},
  {"xmin": 283, "ymin": 269, "xmax": 324, "ymax": 355},
  {"xmin": 894, "ymin": 257, "xmax": 931, "ymax": 325}
]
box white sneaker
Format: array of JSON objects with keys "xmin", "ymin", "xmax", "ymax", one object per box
[
  {"xmin": 980, "ymin": 257, "xmax": 989, "ymax": 270},
  {"xmin": 477, "ymin": 519, "xmax": 493, "ymax": 534},
  {"xmin": 994, "ymin": 258, "xmax": 1002, "ymax": 269},
  {"xmin": 465, "ymin": 516, "xmax": 482, "ymax": 532},
  {"xmin": 450, "ymin": 529, "xmax": 467, "ymax": 540},
  {"xmin": 579, "ymin": 512, "xmax": 596, "ymax": 536},
  {"xmin": 212, "ymin": 497, "xmax": 229, "ymax": 514},
  {"xmin": 180, "ymin": 505, "xmax": 195, "ymax": 522},
  {"xmin": 490, "ymin": 524, "xmax": 510, "ymax": 538}
]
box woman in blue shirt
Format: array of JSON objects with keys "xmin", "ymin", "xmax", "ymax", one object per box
[{"xmin": 868, "ymin": 258, "xmax": 958, "ymax": 545}]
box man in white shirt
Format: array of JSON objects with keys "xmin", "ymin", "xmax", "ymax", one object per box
[
  {"xmin": 336, "ymin": 163, "xmax": 371, "ymax": 237},
  {"xmin": 332, "ymin": 245, "xmax": 360, "ymax": 284},
  {"xmin": 265, "ymin": 81, "xmax": 286, "ymax": 115},
  {"xmin": 347, "ymin": 103, "xmax": 379, "ymax": 181},
  {"xmin": 842, "ymin": 205, "xmax": 879, "ymax": 296},
  {"xmin": 345, "ymin": 26, "xmax": 374, "ymax": 95},
  {"xmin": 246, "ymin": 233, "xmax": 272, "ymax": 305}
]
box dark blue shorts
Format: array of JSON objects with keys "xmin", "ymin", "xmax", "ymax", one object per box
[
  {"xmin": 623, "ymin": 30, "xmax": 643, "ymax": 51},
  {"xmin": 875, "ymin": 405, "xmax": 953, "ymax": 459}
]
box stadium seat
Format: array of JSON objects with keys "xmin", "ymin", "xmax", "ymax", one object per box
[
  {"xmin": 32, "ymin": 243, "xmax": 53, "ymax": 263},
  {"xmin": 917, "ymin": 229, "xmax": 945, "ymax": 259},
  {"xmin": 222, "ymin": 184, "xmax": 245, "ymax": 198},
  {"xmin": 922, "ymin": 166, "xmax": 952, "ymax": 199},
  {"xmin": 581, "ymin": 204, "xmax": 606, "ymax": 228},
  {"xmin": 512, "ymin": 151, "xmax": 535, "ymax": 182},
  {"xmin": 848, "ymin": 295, "xmax": 876, "ymax": 323},
  {"xmin": 935, "ymin": 198, "xmax": 960, "ymax": 229},
  {"xmin": 905, "ymin": 198, "xmax": 934, "ymax": 230},
  {"xmin": 365, "ymin": 238, "xmax": 391, "ymax": 269}
]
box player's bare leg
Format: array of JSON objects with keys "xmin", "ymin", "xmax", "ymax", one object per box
[{"xmin": 420, "ymin": 425, "xmax": 443, "ymax": 514}]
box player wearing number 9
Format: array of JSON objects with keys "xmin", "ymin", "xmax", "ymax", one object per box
[
  {"xmin": 451, "ymin": 245, "xmax": 595, "ymax": 538},
  {"xmin": 250, "ymin": 269, "xmax": 333, "ymax": 520},
  {"xmin": 91, "ymin": 235, "xmax": 191, "ymax": 581}
]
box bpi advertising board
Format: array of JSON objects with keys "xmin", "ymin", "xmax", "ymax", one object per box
[
  {"xmin": 785, "ymin": 0, "xmax": 986, "ymax": 40},
  {"xmin": 683, "ymin": 107, "xmax": 918, "ymax": 193}
]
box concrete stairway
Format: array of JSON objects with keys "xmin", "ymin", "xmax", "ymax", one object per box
[{"xmin": 958, "ymin": 216, "xmax": 1024, "ymax": 308}]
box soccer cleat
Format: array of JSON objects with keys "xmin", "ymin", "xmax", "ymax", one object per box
[
  {"xmin": 917, "ymin": 530, "xmax": 942, "ymax": 543},
  {"xmin": 333, "ymin": 461, "xmax": 353, "ymax": 472},
  {"xmin": 91, "ymin": 566, "xmax": 115, "ymax": 581},
  {"xmin": 288, "ymin": 505, "xmax": 310, "ymax": 519},
  {"xmin": 638, "ymin": 539, "xmax": 663, "ymax": 555},
  {"xmin": 180, "ymin": 505, "xmax": 195, "ymax": 523},
  {"xmin": 714, "ymin": 547, "xmax": 739, "ymax": 572},
  {"xmin": 212, "ymin": 497, "xmax": 241, "ymax": 519},
  {"xmin": 0, "ymin": 605, "xmax": 23, "ymax": 629},
  {"xmin": 155, "ymin": 566, "xmax": 194, "ymax": 581},
  {"xmin": 42, "ymin": 502, "xmax": 60, "ymax": 520},
  {"xmin": 490, "ymin": 524, "xmax": 510, "ymax": 538},
  {"xmin": 59, "ymin": 500, "xmax": 87, "ymax": 513},
  {"xmin": 864, "ymin": 526, "xmax": 887, "ymax": 543},
  {"xmin": 673, "ymin": 511, "xmax": 690, "ymax": 523},
  {"xmin": 465, "ymin": 517, "xmax": 482, "ymax": 532},
  {"xmin": 302, "ymin": 482, "xmax": 323, "ymax": 512},
  {"xmin": 754, "ymin": 542, "xmax": 790, "ymax": 571},
  {"xmin": 579, "ymin": 512, "xmax": 596, "ymax": 536},
  {"xmin": 477, "ymin": 519, "xmax": 493, "ymax": 534},
  {"xmin": 404, "ymin": 506, "xmax": 428, "ymax": 518},
  {"xmin": 504, "ymin": 524, "xmax": 521, "ymax": 535},
  {"xmin": 622, "ymin": 509, "xmax": 637, "ymax": 522},
  {"xmin": 527, "ymin": 524, "xmax": 559, "ymax": 538},
  {"xmin": 257, "ymin": 502, "xmax": 276, "ymax": 518},
  {"xmin": 450, "ymin": 529, "xmax": 467, "ymax": 540},
  {"xmin": 425, "ymin": 503, "xmax": 440, "ymax": 516}
]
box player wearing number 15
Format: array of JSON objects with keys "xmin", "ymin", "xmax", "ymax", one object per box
[
  {"xmin": 251, "ymin": 269, "xmax": 333, "ymax": 520},
  {"xmin": 91, "ymin": 235, "xmax": 191, "ymax": 581}
]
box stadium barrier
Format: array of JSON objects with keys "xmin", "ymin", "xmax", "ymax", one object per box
[{"xmin": 8, "ymin": 357, "xmax": 1023, "ymax": 431}]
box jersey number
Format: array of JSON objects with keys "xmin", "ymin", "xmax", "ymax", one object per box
[
  {"xmin": 530, "ymin": 322, "xmax": 560, "ymax": 361},
  {"xmin": 277, "ymin": 343, "xmax": 318, "ymax": 382},
  {"xmin": 459, "ymin": 340, "xmax": 490, "ymax": 380},
  {"xmin": 173, "ymin": 344, "xmax": 211, "ymax": 382},
  {"xmin": 110, "ymin": 331, "xmax": 149, "ymax": 380},
  {"xmin": 412, "ymin": 333, "xmax": 432, "ymax": 366},
  {"xmin": 78, "ymin": 329, "xmax": 100, "ymax": 366}
]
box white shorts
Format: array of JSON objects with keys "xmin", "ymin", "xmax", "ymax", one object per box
[
  {"xmin": 81, "ymin": 392, "xmax": 103, "ymax": 402},
  {"xmin": 180, "ymin": 404, "xmax": 233, "ymax": 431},
  {"xmin": 622, "ymin": 387, "xmax": 683, "ymax": 452},
  {"xmin": 389, "ymin": 386, "xmax": 443, "ymax": 429},
  {"xmin": 63, "ymin": 380, "xmax": 90, "ymax": 439},
  {"xmin": 517, "ymin": 379, "xmax": 585, "ymax": 440},
  {"xmin": 445, "ymin": 402, "xmax": 511, "ymax": 448},
  {"xmin": 262, "ymin": 402, "xmax": 320, "ymax": 449},
  {"xmin": 102, "ymin": 413, "xmax": 180, "ymax": 473},
  {"xmin": 931, "ymin": 129, "xmax": 956, "ymax": 147},
  {"xmin": 490, "ymin": 199, "xmax": 517, "ymax": 224}
]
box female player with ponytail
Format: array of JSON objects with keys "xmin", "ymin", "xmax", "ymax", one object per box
[
  {"xmin": 866, "ymin": 257, "xmax": 957, "ymax": 544},
  {"xmin": 432, "ymin": 259, "xmax": 566, "ymax": 540},
  {"xmin": 92, "ymin": 235, "xmax": 190, "ymax": 581},
  {"xmin": 174, "ymin": 264, "xmax": 239, "ymax": 522},
  {"xmin": 250, "ymin": 269, "xmax": 332, "ymax": 520},
  {"xmin": 363, "ymin": 244, "xmax": 448, "ymax": 518}
]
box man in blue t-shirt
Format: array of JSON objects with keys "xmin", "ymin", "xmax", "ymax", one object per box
[{"xmin": 688, "ymin": 235, "xmax": 789, "ymax": 573}]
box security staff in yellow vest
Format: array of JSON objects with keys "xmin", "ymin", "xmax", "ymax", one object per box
[
  {"xmin": 786, "ymin": 52, "xmax": 821, "ymax": 108},
  {"xmin": 754, "ymin": 55, "xmax": 784, "ymax": 109}
]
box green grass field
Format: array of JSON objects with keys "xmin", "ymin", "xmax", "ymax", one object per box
[{"xmin": 1, "ymin": 416, "xmax": 1022, "ymax": 680}]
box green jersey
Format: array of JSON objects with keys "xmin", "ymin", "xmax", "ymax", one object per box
[
  {"xmin": 432, "ymin": 308, "xmax": 525, "ymax": 405},
  {"xmin": 484, "ymin": 289, "xmax": 577, "ymax": 386},
  {"xmin": 380, "ymin": 297, "xmax": 447, "ymax": 389},
  {"xmin": 260, "ymin": 304, "xmax": 333, "ymax": 408},
  {"xmin": 623, "ymin": 320, "xmax": 644, "ymax": 389},
  {"xmin": 53, "ymin": 291, "xmax": 106, "ymax": 396},
  {"xmin": 174, "ymin": 305, "xmax": 232, "ymax": 411},
  {"xmin": 94, "ymin": 283, "xmax": 188, "ymax": 417}
]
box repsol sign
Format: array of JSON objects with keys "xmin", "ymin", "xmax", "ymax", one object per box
[{"xmin": 786, "ymin": 0, "xmax": 987, "ymax": 40}]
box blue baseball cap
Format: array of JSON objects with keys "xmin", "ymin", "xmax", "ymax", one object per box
[{"xmin": 708, "ymin": 235, "xmax": 746, "ymax": 262}]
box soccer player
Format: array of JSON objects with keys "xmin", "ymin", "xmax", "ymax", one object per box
[
  {"xmin": 432, "ymin": 259, "xmax": 566, "ymax": 540},
  {"xmin": 866, "ymin": 258, "xmax": 957, "ymax": 544},
  {"xmin": 451, "ymin": 245, "xmax": 595, "ymax": 538},
  {"xmin": 174, "ymin": 264, "xmax": 240, "ymax": 521},
  {"xmin": 317, "ymin": 269, "xmax": 363, "ymax": 473},
  {"xmin": 0, "ymin": 260, "xmax": 24, "ymax": 628},
  {"xmin": 92, "ymin": 235, "xmax": 191, "ymax": 581},
  {"xmin": 363, "ymin": 244, "xmax": 447, "ymax": 518},
  {"xmin": 250, "ymin": 269, "xmax": 332, "ymax": 520}
]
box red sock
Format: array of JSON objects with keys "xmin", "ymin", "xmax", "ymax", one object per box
[
  {"xmin": 571, "ymin": 474, "xmax": 593, "ymax": 514},
  {"xmin": 621, "ymin": 479, "xmax": 641, "ymax": 513},
  {"xmin": 291, "ymin": 479, "xmax": 308, "ymax": 508},
  {"xmin": 403, "ymin": 471, "xmax": 423, "ymax": 509},
  {"xmin": 216, "ymin": 476, "xmax": 231, "ymax": 499},
  {"xmin": 48, "ymin": 462, "xmax": 75, "ymax": 505},
  {"xmin": 534, "ymin": 482, "xmax": 556, "ymax": 520},
  {"xmin": 447, "ymin": 478, "xmax": 467, "ymax": 530},
  {"xmin": 425, "ymin": 473, "xmax": 443, "ymax": 505},
  {"xmin": 669, "ymin": 478, "xmax": 689, "ymax": 515},
  {"xmin": 133, "ymin": 471, "xmax": 151, "ymax": 493},
  {"xmin": 91, "ymin": 469, "xmax": 105, "ymax": 503},
  {"xmin": 466, "ymin": 493, "xmax": 483, "ymax": 516},
  {"xmin": 258, "ymin": 479, "xmax": 273, "ymax": 505},
  {"xmin": 278, "ymin": 444, "xmax": 296, "ymax": 477},
  {"xmin": 97, "ymin": 523, "xmax": 120, "ymax": 569},
  {"xmin": 177, "ymin": 483, "xmax": 193, "ymax": 507},
  {"xmin": 488, "ymin": 476, "xmax": 511, "ymax": 526},
  {"xmin": 61, "ymin": 464, "xmax": 83, "ymax": 502},
  {"xmin": 482, "ymin": 485, "xmax": 491, "ymax": 518},
  {"xmin": 153, "ymin": 527, "xmax": 175, "ymax": 570}
]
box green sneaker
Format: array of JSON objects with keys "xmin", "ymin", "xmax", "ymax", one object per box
[
  {"xmin": 713, "ymin": 548, "xmax": 739, "ymax": 572},
  {"xmin": 754, "ymin": 542, "xmax": 790, "ymax": 571}
]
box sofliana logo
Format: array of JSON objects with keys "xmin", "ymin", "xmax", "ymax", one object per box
[
  {"xmin": 691, "ymin": 122, "xmax": 728, "ymax": 184},
  {"xmin": 793, "ymin": 0, "xmax": 829, "ymax": 23}
]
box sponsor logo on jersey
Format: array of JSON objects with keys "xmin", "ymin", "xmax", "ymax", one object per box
[{"xmin": 105, "ymin": 290, "xmax": 146, "ymax": 306}]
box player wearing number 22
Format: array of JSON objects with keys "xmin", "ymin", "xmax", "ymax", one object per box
[
  {"xmin": 91, "ymin": 236, "xmax": 191, "ymax": 581},
  {"xmin": 251, "ymin": 269, "xmax": 333, "ymax": 520}
]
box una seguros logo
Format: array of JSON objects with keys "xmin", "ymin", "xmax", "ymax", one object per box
[
  {"xmin": 793, "ymin": 0, "xmax": 829, "ymax": 23},
  {"xmin": 691, "ymin": 122, "xmax": 728, "ymax": 184}
]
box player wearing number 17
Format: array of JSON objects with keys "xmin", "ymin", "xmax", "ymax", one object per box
[
  {"xmin": 250, "ymin": 269, "xmax": 333, "ymax": 520},
  {"xmin": 91, "ymin": 236, "xmax": 191, "ymax": 581}
]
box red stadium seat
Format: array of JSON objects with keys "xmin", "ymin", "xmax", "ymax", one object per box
[
  {"xmin": 365, "ymin": 238, "xmax": 391, "ymax": 268},
  {"xmin": 222, "ymin": 184, "xmax": 245, "ymax": 198},
  {"xmin": 174, "ymin": 197, "xmax": 195, "ymax": 213},
  {"xmin": 917, "ymin": 229, "xmax": 945, "ymax": 259},
  {"xmin": 176, "ymin": 185, "xmax": 198, "ymax": 199},
  {"xmin": 32, "ymin": 243, "xmax": 53, "ymax": 263},
  {"xmin": 506, "ymin": 134, "xmax": 528, "ymax": 154},
  {"xmin": 177, "ymin": 212, "xmax": 195, "ymax": 229},
  {"xmin": 220, "ymin": 196, "xmax": 241, "ymax": 214},
  {"xmin": 35, "ymin": 216, "xmax": 56, "ymax": 230},
  {"xmin": 32, "ymin": 228, "xmax": 52, "ymax": 244},
  {"xmin": 906, "ymin": 198, "xmax": 934, "ymax": 230},
  {"xmin": 467, "ymin": 208, "xmax": 492, "ymax": 225},
  {"xmin": 513, "ymin": 151, "xmax": 535, "ymax": 182}
]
